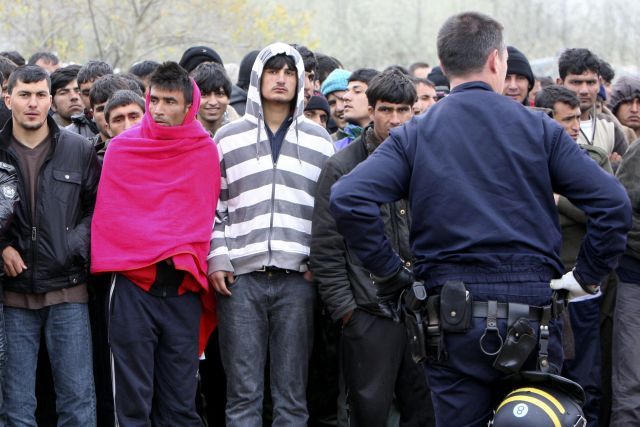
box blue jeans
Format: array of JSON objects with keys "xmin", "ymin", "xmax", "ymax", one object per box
[
  {"xmin": 217, "ymin": 270, "xmax": 315, "ymax": 427},
  {"xmin": 4, "ymin": 303, "xmax": 96, "ymax": 426}
]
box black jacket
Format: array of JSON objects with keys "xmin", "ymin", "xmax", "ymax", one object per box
[
  {"xmin": 0, "ymin": 115, "xmax": 101, "ymax": 293},
  {"xmin": 310, "ymin": 125, "xmax": 412, "ymax": 321}
]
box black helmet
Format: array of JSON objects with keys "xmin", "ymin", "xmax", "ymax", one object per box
[{"xmin": 490, "ymin": 371, "xmax": 586, "ymax": 427}]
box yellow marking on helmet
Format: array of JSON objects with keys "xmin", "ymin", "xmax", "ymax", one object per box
[
  {"xmin": 496, "ymin": 396, "xmax": 561, "ymax": 427},
  {"xmin": 508, "ymin": 387, "xmax": 566, "ymax": 414}
]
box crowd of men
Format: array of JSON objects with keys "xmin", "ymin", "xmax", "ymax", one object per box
[{"xmin": 0, "ymin": 9, "xmax": 638, "ymax": 427}]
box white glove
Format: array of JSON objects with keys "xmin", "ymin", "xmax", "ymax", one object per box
[{"xmin": 549, "ymin": 270, "xmax": 599, "ymax": 301}]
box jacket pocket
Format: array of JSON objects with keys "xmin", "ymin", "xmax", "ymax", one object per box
[{"xmin": 52, "ymin": 169, "xmax": 82, "ymax": 204}]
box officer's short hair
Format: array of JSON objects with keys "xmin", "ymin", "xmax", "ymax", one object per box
[
  {"xmin": 535, "ymin": 85, "xmax": 580, "ymax": 111},
  {"xmin": 366, "ymin": 69, "xmax": 417, "ymax": 108},
  {"xmin": 89, "ymin": 75, "xmax": 132, "ymax": 108},
  {"xmin": 437, "ymin": 12, "xmax": 505, "ymax": 79}
]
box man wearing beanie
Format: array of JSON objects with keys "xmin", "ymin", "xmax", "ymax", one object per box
[
  {"xmin": 321, "ymin": 68, "xmax": 351, "ymax": 140},
  {"xmin": 179, "ymin": 45, "xmax": 248, "ymax": 115},
  {"xmin": 609, "ymin": 76, "xmax": 640, "ymax": 141},
  {"xmin": 304, "ymin": 95, "xmax": 331, "ymax": 129},
  {"xmin": 502, "ymin": 46, "xmax": 534, "ymax": 105}
]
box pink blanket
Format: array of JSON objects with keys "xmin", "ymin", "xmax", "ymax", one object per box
[{"xmin": 91, "ymin": 81, "xmax": 221, "ymax": 352}]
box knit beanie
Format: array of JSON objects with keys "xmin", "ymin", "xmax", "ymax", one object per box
[
  {"xmin": 237, "ymin": 50, "xmax": 260, "ymax": 92},
  {"xmin": 305, "ymin": 95, "xmax": 331, "ymax": 118},
  {"xmin": 179, "ymin": 46, "xmax": 223, "ymax": 73},
  {"xmin": 321, "ymin": 69, "xmax": 351, "ymax": 96},
  {"xmin": 427, "ymin": 66, "xmax": 449, "ymax": 88},
  {"xmin": 506, "ymin": 46, "xmax": 534, "ymax": 90}
]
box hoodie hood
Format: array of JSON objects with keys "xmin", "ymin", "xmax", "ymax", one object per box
[
  {"xmin": 608, "ymin": 75, "xmax": 640, "ymax": 115},
  {"xmin": 244, "ymin": 42, "xmax": 306, "ymax": 125}
]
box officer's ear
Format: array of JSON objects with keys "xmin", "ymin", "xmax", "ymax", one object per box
[{"xmin": 368, "ymin": 104, "xmax": 375, "ymax": 122}]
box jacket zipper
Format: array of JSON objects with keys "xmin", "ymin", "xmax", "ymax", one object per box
[{"xmin": 266, "ymin": 162, "xmax": 277, "ymax": 265}]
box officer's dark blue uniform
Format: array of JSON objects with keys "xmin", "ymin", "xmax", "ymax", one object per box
[{"xmin": 329, "ymin": 81, "xmax": 631, "ymax": 426}]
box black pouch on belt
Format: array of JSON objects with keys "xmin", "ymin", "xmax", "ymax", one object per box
[
  {"xmin": 492, "ymin": 317, "xmax": 537, "ymax": 374},
  {"xmin": 439, "ymin": 280, "xmax": 472, "ymax": 333}
]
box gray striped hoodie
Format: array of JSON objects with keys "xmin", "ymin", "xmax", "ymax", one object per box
[{"xmin": 207, "ymin": 43, "xmax": 335, "ymax": 275}]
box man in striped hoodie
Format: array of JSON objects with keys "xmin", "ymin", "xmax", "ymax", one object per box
[{"xmin": 208, "ymin": 43, "xmax": 335, "ymax": 426}]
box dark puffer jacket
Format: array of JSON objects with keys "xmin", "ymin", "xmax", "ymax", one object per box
[
  {"xmin": 310, "ymin": 125, "xmax": 412, "ymax": 321},
  {"xmin": 0, "ymin": 116, "xmax": 101, "ymax": 293}
]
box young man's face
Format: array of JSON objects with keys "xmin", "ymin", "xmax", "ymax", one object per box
[
  {"xmin": 149, "ymin": 86, "xmax": 190, "ymax": 127},
  {"xmin": 107, "ymin": 103, "xmax": 144, "ymax": 137},
  {"xmin": 304, "ymin": 69, "xmax": 315, "ymax": 105},
  {"xmin": 260, "ymin": 64, "xmax": 297, "ymax": 105},
  {"xmin": 79, "ymin": 79, "xmax": 95, "ymax": 110},
  {"xmin": 413, "ymin": 82, "xmax": 437, "ymax": 115},
  {"xmin": 198, "ymin": 88, "xmax": 229, "ymax": 125},
  {"xmin": 615, "ymin": 98, "xmax": 640, "ymax": 132},
  {"xmin": 553, "ymin": 101, "xmax": 581, "ymax": 141},
  {"xmin": 343, "ymin": 81, "xmax": 370, "ymax": 127},
  {"xmin": 327, "ymin": 90, "xmax": 347, "ymax": 129},
  {"xmin": 304, "ymin": 109, "xmax": 328, "ymax": 128},
  {"xmin": 5, "ymin": 79, "xmax": 52, "ymax": 132},
  {"xmin": 92, "ymin": 101, "xmax": 109, "ymax": 140},
  {"xmin": 369, "ymin": 101, "xmax": 413, "ymax": 142},
  {"xmin": 52, "ymin": 79, "xmax": 84, "ymax": 121},
  {"xmin": 502, "ymin": 74, "xmax": 530, "ymax": 103},
  {"xmin": 559, "ymin": 70, "xmax": 599, "ymax": 113}
]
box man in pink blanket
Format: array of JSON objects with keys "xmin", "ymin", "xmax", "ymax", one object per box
[{"xmin": 91, "ymin": 61, "xmax": 220, "ymax": 426}]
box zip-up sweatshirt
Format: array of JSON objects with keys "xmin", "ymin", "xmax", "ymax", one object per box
[{"xmin": 208, "ymin": 43, "xmax": 335, "ymax": 275}]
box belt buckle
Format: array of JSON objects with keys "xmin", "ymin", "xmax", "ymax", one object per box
[{"xmin": 255, "ymin": 266, "xmax": 268, "ymax": 272}]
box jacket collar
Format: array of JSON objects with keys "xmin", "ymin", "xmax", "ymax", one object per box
[
  {"xmin": 449, "ymin": 81, "xmax": 494, "ymax": 95},
  {"xmin": 0, "ymin": 114, "xmax": 60, "ymax": 150}
]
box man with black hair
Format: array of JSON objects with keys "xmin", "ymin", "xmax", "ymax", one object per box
[
  {"xmin": 311, "ymin": 68, "xmax": 433, "ymax": 427},
  {"xmin": 88, "ymin": 75, "xmax": 133, "ymax": 151},
  {"xmin": 128, "ymin": 60, "xmax": 160, "ymax": 92},
  {"xmin": 413, "ymin": 77, "xmax": 437, "ymax": 115},
  {"xmin": 537, "ymin": 84, "xmax": 613, "ymax": 427},
  {"xmin": 330, "ymin": 12, "xmax": 630, "ymax": 426},
  {"xmin": 208, "ymin": 43, "xmax": 334, "ymax": 426},
  {"xmin": 0, "ymin": 56, "xmax": 17, "ymax": 93},
  {"xmin": 502, "ymin": 46, "xmax": 534, "ymax": 105},
  {"xmin": 190, "ymin": 61, "xmax": 238, "ymax": 136},
  {"xmin": 535, "ymin": 85, "xmax": 582, "ymax": 141},
  {"xmin": 599, "ymin": 59, "xmax": 615, "ymax": 101},
  {"xmin": 92, "ymin": 61, "xmax": 220, "ymax": 425},
  {"xmin": 0, "ymin": 57, "xmax": 15, "ymax": 127},
  {"xmin": 336, "ymin": 68, "xmax": 380, "ymax": 150},
  {"xmin": 557, "ymin": 48, "xmax": 628, "ymax": 162},
  {"xmin": 316, "ymin": 53, "xmax": 342, "ymax": 86},
  {"xmin": 179, "ymin": 45, "xmax": 247, "ymax": 117},
  {"xmin": 0, "ymin": 65, "xmax": 100, "ymax": 425},
  {"xmin": 0, "ymin": 51, "xmax": 25, "ymax": 67},
  {"xmin": 104, "ymin": 89, "xmax": 144, "ymax": 139},
  {"xmin": 28, "ymin": 51, "xmax": 60, "ymax": 74},
  {"xmin": 50, "ymin": 65, "xmax": 83, "ymax": 127},
  {"xmin": 291, "ymin": 44, "xmax": 318, "ymax": 105},
  {"xmin": 68, "ymin": 60, "xmax": 113, "ymax": 138}
]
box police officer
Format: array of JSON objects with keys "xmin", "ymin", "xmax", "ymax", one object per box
[{"xmin": 329, "ymin": 11, "xmax": 631, "ymax": 427}]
